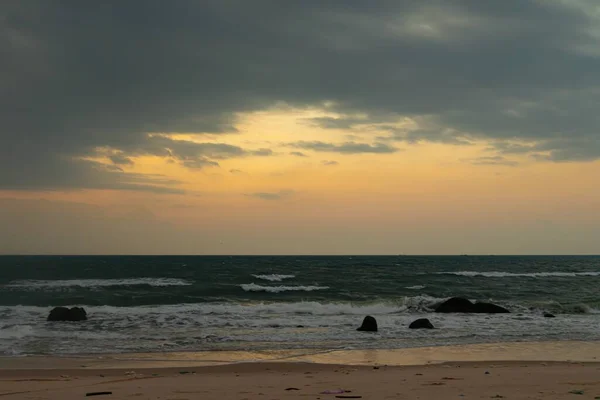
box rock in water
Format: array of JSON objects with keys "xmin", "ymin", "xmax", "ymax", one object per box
[
  {"xmin": 434, "ymin": 297, "xmax": 509, "ymax": 313},
  {"xmin": 357, "ymin": 315, "xmax": 378, "ymax": 332},
  {"xmin": 47, "ymin": 307, "xmax": 70, "ymax": 321},
  {"xmin": 70, "ymin": 307, "xmax": 87, "ymax": 320},
  {"xmin": 543, "ymin": 312, "xmax": 556, "ymax": 318},
  {"xmin": 47, "ymin": 306, "xmax": 88, "ymax": 321},
  {"xmin": 471, "ymin": 302, "xmax": 510, "ymax": 314},
  {"xmin": 434, "ymin": 297, "xmax": 475, "ymax": 313},
  {"xmin": 409, "ymin": 318, "xmax": 434, "ymax": 329}
]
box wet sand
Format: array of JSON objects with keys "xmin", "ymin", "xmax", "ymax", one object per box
[{"xmin": 1, "ymin": 342, "xmax": 600, "ymax": 399}]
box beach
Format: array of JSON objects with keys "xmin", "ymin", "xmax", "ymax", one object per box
[
  {"xmin": 2, "ymin": 360, "xmax": 600, "ymax": 399},
  {"xmin": 3, "ymin": 256, "xmax": 600, "ymax": 398},
  {"xmin": 2, "ymin": 342, "xmax": 600, "ymax": 399}
]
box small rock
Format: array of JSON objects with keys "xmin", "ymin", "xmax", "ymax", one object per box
[
  {"xmin": 543, "ymin": 312, "xmax": 556, "ymax": 318},
  {"xmin": 47, "ymin": 306, "xmax": 88, "ymax": 322},
  {"xmin": 85, "ymin": 392, "xmax": 112, "ymax": 397},
  {"xmin": 435, "ymin": 297, "xmax": 509, "ymax": 313},
  {"xmin": 356, "ymin": 316, "xmax": 378, "ymax": 332},
  {"xmin": 409, "ymin": 318, "xmax": 434, "ymax": 329}
]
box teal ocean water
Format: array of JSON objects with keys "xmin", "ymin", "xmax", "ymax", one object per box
[{"xmin": 1, "ymin": 255, "xmax": 599, "ymax": 356}]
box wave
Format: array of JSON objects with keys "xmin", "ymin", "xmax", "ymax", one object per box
[
  {"xmin": 251, "ymin": 274, "xmax": 296, "ymax": 282},
  {"xmin": 405, "ymin": 285, "xmax": 426, "ymax": 290},
  {"xmin": 0, "ymin": 325, "xmax": 34, "ymax": 340},
  {"xmin": 436, "ymin": 271, "xmax": 600, "ymax": 278},
  {"xmin": 5, "ymin": 278, "xmax": 193, "ymax": 289},
  {"xmin": 1, "ymin": 297, "xmax": 599, "ymax": 323},
  {"xmin": 240, "ymin": 283, "xmax": 329, "ymax": 293},
  {"xmin": 0, "ymin": 300, "xmax": 419, "ymax": 318}
]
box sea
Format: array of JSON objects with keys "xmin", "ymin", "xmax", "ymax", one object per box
[{"xmin": 1, "ymin": 255, "xmax": 599, "ymax": 357}]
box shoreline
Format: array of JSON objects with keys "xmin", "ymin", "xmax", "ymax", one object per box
[
  {"xmin": 2, "ymin": 340, "xmax": 599, "ymax": 370},
  {"xmin": 3, "ymin": 341, "xmax": 600, "ymax": 399},
  {"xmin": 2, "ymin": 360, "xmax": 600, "ymax": 400}
]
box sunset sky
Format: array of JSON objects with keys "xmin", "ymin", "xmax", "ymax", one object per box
[{"xmin": 1, "ymin": 1, "xmax": 600, "ymax": 254}]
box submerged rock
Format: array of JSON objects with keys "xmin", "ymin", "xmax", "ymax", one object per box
[
  {"xmin": 47, "ymin": 306, "xmax": 87, "ymax": 321},
  {"xmin": 434, "ymin": 297, "xmax": 509, "ymax": 313},
  {"xmin": 409, "ymin": 318, "xmax": 434, "ymax": 329},
  {"xmin": 357, "ymin": 315, "xmax": 378, "ymax": 332}
]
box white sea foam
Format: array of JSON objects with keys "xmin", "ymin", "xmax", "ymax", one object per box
[
  {"xmin": 251, "ymin": 274, "xmax": 296, "ymax": 282},
  {"xmin": 3, "ymin": 299, "xmax": 600, "ymax": 356},
  {"xmin": 405, "ymin": 285, "xmax": 426, "ymax": 290},
  {"xmin": 0, "ymin": 325, "xmax": 34, "ymax": 339},
  {"xmin": 5, "ymin": 278, "xmax": 192, "ymax": 289},
  {"xmin": 240, "ymin": 283, "xmax": 329, "ymax": 293},
  {"xmin": 0, "ymin": 301, "xmax": 411, "ymax": 320},
  {"xmin": 437, "ymin": 271, "xmax": 600, "ymax": 278}
]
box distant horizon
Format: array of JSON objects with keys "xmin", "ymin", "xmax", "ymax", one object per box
[{"xmin": 2, "ymin": 254, "xmax": 599, "ymax": 257}]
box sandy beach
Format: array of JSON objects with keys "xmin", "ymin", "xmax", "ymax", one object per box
[
  {"xmin": 2, "ymin": 342, "xmax": 600, "ymax": 399},
  {"xmin": 2, "ymin": 361, "xmax": 600, "ymax": 399}
]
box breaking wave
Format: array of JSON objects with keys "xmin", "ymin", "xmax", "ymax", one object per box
[
  {"xmin": 251, "ymin": 274, "xmax": 296, "ymax": 282},
  {"xmin": 240, "ymin": 283, "xmax": 329, "ymax": 293},
  {"xmin": 436, "ymin": 271, "xmax": 600, "ymax": 278},
  {"xmin": 5, "ymin": 278, "xmax": 193, "ymax": 289}
]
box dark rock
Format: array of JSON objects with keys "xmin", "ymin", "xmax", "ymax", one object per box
[
  {"xmin": 47, "ymin": 306, "xmax": 87, "ymax": 321},
  {"xmin": 543, "ymin": 312, "xmax": 556, "ymax": 318},
  {"xmin": 434, "ymin": 297, "xmax": 475, "ymax": 313},
  {"xmin": 471, "ymin": 302, "xmax": 510, "ymax": 314},
  {"xmin": 356, "ymin": 315, "xmax": 378, "ymax": 332},
  {"xmin": 409, "ymin": 318, "xmax": 434, "ymax": 329},
  {"xmin": 434, "ymin": 297, "xmax": 509, "ymax": 313}
]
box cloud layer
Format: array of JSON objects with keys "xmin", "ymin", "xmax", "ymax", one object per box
[{"xmin": 2, "ymin": 0, "xmax": 600, "ymax": 191}]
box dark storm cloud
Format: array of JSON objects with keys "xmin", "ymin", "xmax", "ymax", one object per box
[
  {"xmin": 0, "ymin": 156, "xmax": 184, "ymax": 193},
  {"xmin": 376, "ymin": 126, "xmax": 474, "ymax": 146},
  {"xmin": 108, "ymin": 153, "xmax": 135, "ymax": 166},
  {"xmin": 291, "ymin": 141, "xmax": 398, "ymax": 154},
  {"xmin": 124, "ymin": 136, "xmax": 273, "ymax": 167},
  {"xmin": 2, "ymin": 1, "xmax": 600, "ymax": 191},
  {"xmin": 306, "ymin": 117, "xmax": 367, "ymax": 130}
]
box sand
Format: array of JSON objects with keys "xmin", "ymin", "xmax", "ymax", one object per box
[
  {"xmin": 2, "ymin": 342, "xmax": 600, "ymax": 399},
  {"xmin": 2, "ymin": 361, "xmax": 600, "ymax": 399}
]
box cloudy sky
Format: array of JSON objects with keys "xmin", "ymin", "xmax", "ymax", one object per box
[{"xmin": 1, "ymin": 0, "xmax": 599, "ymax": 254}]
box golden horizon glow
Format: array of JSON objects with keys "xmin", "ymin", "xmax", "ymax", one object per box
[{"xmin": 2, "ymin": 107, "xmax": 600, "ymax": 255}]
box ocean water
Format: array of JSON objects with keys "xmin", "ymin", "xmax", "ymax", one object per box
[{"xmin": 1, "ymin": 255, "xmax": 599, "ymax": 356}]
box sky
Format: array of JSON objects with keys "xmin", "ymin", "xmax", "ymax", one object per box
[{"xmin": 1, "ymin": 0, "xmax": 600, "ymax": 255}]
